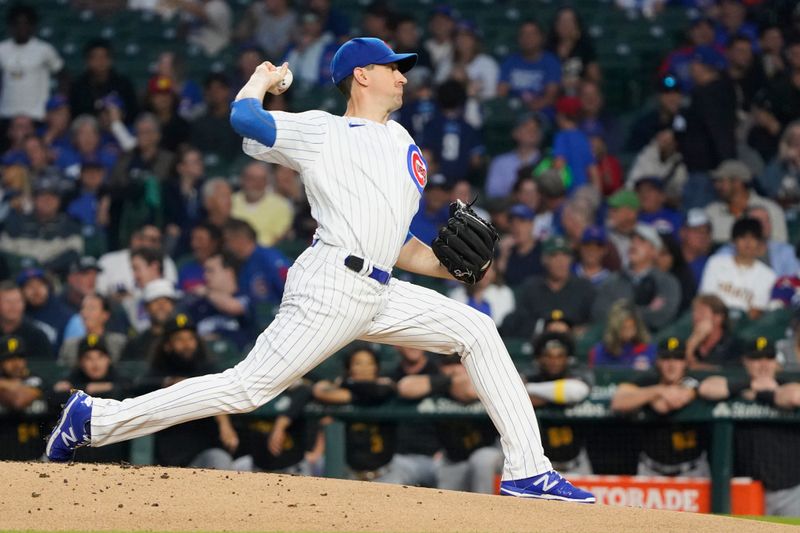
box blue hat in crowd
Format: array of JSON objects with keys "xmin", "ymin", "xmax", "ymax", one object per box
[
  {"xmin": 691, "ymin": 45, "xmax": 727, "ymax": 70},
  {"xmin": 508, "ymin": 203, "xmax": 535, "ymax": 221},
  {"xmin": 581, "ymin": 226, "xmax": 607, "ymax": 245},
  {"xmin": 16, "ymin": 267, "xmax": 46, "ymax": 286},
  {"xmin": 330, "ymin": 37, "xmax": 417, "ymax": 85}
]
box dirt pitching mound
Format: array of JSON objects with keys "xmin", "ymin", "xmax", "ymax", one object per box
[{"xmin": 0, "ymin": 461, "xmax": 790, "ymax": 533}]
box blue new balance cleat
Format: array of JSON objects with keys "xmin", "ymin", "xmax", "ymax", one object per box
[
  {"xmin": 46, "ymin": 390, "xmax": 92, "ymax": 462},
  {"xmin": 500, "ymin": 471, "xmax": 596, "ymax": 503}
]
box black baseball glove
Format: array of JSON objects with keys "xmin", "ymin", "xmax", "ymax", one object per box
[{"xmin": 431, "ymin": 199, "xmax": 499, "ymax": 285}]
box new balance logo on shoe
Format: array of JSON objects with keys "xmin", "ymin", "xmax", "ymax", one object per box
[
  {"xmin": 61, "ymin": 427, "xmax": 77, "ymax": 446},
  {"xmin": 531, "ymin": 473, "xmax": 560, "ymax": 492}
]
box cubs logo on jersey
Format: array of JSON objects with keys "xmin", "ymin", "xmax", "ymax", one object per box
[{"xmin": 406, "ymin": 145, "xmax": 428, "ymax": 193}]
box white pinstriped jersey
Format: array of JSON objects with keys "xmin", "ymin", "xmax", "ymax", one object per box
[{"xmin": 243, "ymin": 110, "xmax": 428, "ymax": 270}]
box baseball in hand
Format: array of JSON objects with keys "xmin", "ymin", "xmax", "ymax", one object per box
[{"xmin": 269, "ymin": 67, "xmax": 293, "ymax": 95}]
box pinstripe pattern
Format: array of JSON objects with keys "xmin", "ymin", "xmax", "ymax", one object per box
[{"xmin": 88, "ymin": 110, "xmax": 553, "ymax": 481}]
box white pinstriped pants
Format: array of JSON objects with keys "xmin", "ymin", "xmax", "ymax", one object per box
[{"xmin": 90, "ymin": 243, "xmax": 552, "ymax": 480}]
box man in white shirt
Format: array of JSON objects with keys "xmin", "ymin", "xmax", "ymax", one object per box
[
  {"xmin": 699, "ymin": 217, "xmax": 777, "ymax": 319},
  {"xmin": 0, "ymin": 5, "xmax": 63, "ymax": 121}
]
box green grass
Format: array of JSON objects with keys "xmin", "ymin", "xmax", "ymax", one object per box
[{"xmin": 735, "ymin": 516, "xmax": 800, "ymax": 526}]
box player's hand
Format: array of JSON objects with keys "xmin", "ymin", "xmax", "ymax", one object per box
[
  {"xmin": 751, "ymin": 376, "xmax": 779, "ymax": 392},
  {"xmin": 236, "ymin": 61, "xmax": 289, "ymax": 101}
]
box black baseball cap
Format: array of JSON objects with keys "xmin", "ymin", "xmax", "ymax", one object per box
[
  {"xmin": 534, "ymin": 332, "xmax": 574, "ymax": 357},
  {"xmin": 544, "ymin": 309, "xmax": 573, "ymax": 328},
  {"xmin": 163, "ymin": 313, "xmax": 196, "ymax": 337},
  {"xmin": 0, "ymin": 335, "xmax": 26, "ymax": 361},
  {"xmin": 657, "ymin": 337, "xmax": 686, "ymax": 360},
  {"xmin": 743, "ymin": 336, "xmax": 776, "ymax": 359},
  {"xmin": 78, "ymin": 333, "xmax": 110, "ymax": 358},
  {"xmin": 69, "ymin": 256, "xmax": 103, "ymax": 274}
]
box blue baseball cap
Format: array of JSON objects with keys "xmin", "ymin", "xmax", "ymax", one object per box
[
  {"xmin": 581, "ymin": 226, "xmax": 607, "ymax": 245},
  {"xmin": 508, "ymin": 203, "xmax": 535, "ymax": 220},
  {"xmin": 330, "ymin": 37, "xmax": 417, "ymax": 85},
  {"xmin": 691, "ymin": 45, "xmax": 727, "ymax": 70},
  {"xmin": 16, "ymin": 267, "xmax": 46, "ymax": 286},
  {"xmin": 46, "ymin": 94, "xmax": 68, "ymax": 112}
]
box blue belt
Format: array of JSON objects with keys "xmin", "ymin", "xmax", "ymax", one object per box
[
  {"xmin": 344, "ymin": 255, "xmax": 391, "ymax": 285},
  {"xmin": 312, "ymin": 239, "xmax": 390, "ymax": 285}
]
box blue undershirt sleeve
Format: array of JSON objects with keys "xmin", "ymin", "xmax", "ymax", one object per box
[
  {"xmin": 404, "ymin": 231, "xmax": 415, "ymax": 244},
  {"xmin": 230, "ymin": 98, "xmax": 276, "ymax": 147}
]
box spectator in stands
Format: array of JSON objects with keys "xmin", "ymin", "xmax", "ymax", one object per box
[
  {"xmin": 485, "ymin": 114, "xmax": 543, "ymax": 199},
  {"xmin": 19, "ymin": 136, "xmax": 58, "ymax": 182},
  {"xmin": 178, "ymin": 223, "xmax": 222, "ymax": 294},
  {"xmin": 547, "ymin": 7, "xmax": 599, "ymax": 95},
  {"xmin": 713, "ymin": 0, "xmax": 758, "ymax": 48},
  {"xmin": 715, "ymin": 205, "xmax": 800, "ymax": 277},
  {"xmin": 154, "ymin": 51, "xmax": 204, "ymax": 121},
  {"xmin": 223, "ymin": 219, "xmax": 289, "ymax": 310},
  {"xmin": 627, "ymin": 75, "xmax": 686, "ymax": 154},
  {"xmin": 62, "ymin": 115, "xmax": 118, "ymax": 175},
  {"xmin": 96, "ymin": 225, "xmax": 178, "ymax": 298},
  {"xmin": 498, "ymin": 20, "xmax": 561, "ymax": 115},
  {"xmin": 606, "ymin": 189, "xmax": 639, "ymax": 269},
  {"xmin": 680, "ymin": 46, "xmax": 737, "ymax": 208},
  {"xmin": 590, "ymin": 300, "xmax": 655, "ymax": 369},
  {"xmin": 313, "ymin": 345, "xmax": 397, "ymax": 481},
  {"xmin": 190, "ymin": 74, "xmax": 241, "ymax": 165},
  {"xmin": 705, "ymin": 159, "xmax": 787, "ymax": 244},
  {"xmin": 232, "ymin": 161, "xmax": 293, "ymax": 247},
  {"xmin": 55, "ymin": 333, "xmax": 129, "ymax": 398},
  {"xmin": 526, "ymin": 332, "xmax": 591, "ymax": 474},
  {"xmin": 401, "ymin": 355, "xmax": 503, "ymax": 494},
  {"xmin": 60, "ymin": 292, "xmax": 127, "ymax": 367},
  {"xmin": 634, "ymin": 176, "xmax": 682, "ymax": 237},
  {"xmin": 202, "ymin": 177, "xmax": 234, "ymax": 229},
  {"xmin": 678, "ymin": 212, "xmax": 712, "ymax": 292},
  {"xmin": 496, "ymin": 204, "xmax": 541, "ymax": 288},
  {"xmin": 229, "ymin": 46, "xmax": 265, "ymax": 96},
  {"xmin": 449, "ymin": 263, "xmax": 514, "ymax": 327},
  {"xmin": 142, "ymin": 313, "xmax": 237, "ymax": 468},
  {"xmin": 361, "ymin": 3, "xmax": 393, "ymax": 43},
  {"xmin": 758, "ymin": 25, "xmax": 785, "ymax": 81},
  {"xmin": 120, "ymin": 279, "xmax": 178, "ymax": 362},
  {"xmin": 700, "ymin": 217, "xmax": 777, "ymax": 318},
  {"xmin": 588, "ymin": 129, "xmax": 623, "ymax": 197},
  {"xmin": 59, "ymin": 256, "xmax": 102, "ymax": 316},
  {"xmin": 560, "ymin": 194, "xmax": 597, "ymax": 251},
  {"xmin": 40, "ymin": 95, "xmax": 71, "ymax": 151},
  {"xmin": 593, "ymin": 224, "xmax": 682, "ymax": 331},
  {"xmin": 18, "ymin": 268, "xmax": 70, "ymax": 350},
  {"xmin": 2, "ymin": 114, "xmax": 33, "ymax": 154},
  {"xmin": 169, "ymin": 0, "xmax": 232, "ymax": 56},
  {"xmin": 184, "ymin": 252, "xmax": 251, "ymax": 350},
  {"xmin": 759, "ymin": 120, "xmax": 800, "ymax": 204},
  {"xmin": 0, "ymin": 163, "xmax": 28, "ymax": 225},
  {"xmin": 612, "ymin": 337, "xmax": 708, "ymax": 477},
  {"xmin": 235, "ymin": 378, "xmax": 313, "ymax": 474},
  {"xmin": 163, "ymin": 146, "xmax": 206, "ymax": 256},
  {"xmin": 552, "ymin": 96, "xmax": 599, "ymax": 192},
  {"xmin": 778, "ymin": 320, "xmax": 800, "ymax": 369},
  {"xmin": 0, "ymin": 335, "xmax": 42, "ymax": 412},
  {"xmin": 143, "ymin": 75, "xmax": 190, "ymax": 153},
  {"xmin": 574, "ymin": 226, "xmax": 611, "ymax": 286},
  {"xmin": 424, "ymin": 5, "xmax": 456, "ymax": 78},
  {"xmin": 579, "ymin": 81, "xmax": 622, "ymax": 156},
  {"xmin": 658, "ymin": 233, "xmax": 697, "ymax": 312},
  {"xmin": 628, "ymin": 129, "xmax": 688, "ymax": 206},
  {"xmin": 64, "ymin": 159, "xmax": 109, "ymax": 234},
  {"xmin": 284, "ymin": 11, "xmax": 336, "ymax": 86},
  {"xmin": 420, "ymin": 80, "xmax": 485, "ymax": 182},
  {"xmin": 125, "ymin": 248, "xmax": 167, "ymax": 332},
  {"xmin": 685, "ymin": 294, "xmax": 737, "ymax": 369},
  {"xmin": 0, "ymin": 177, "xmax": 83, "ymax": 274},
  {"xmin": 0, "ymin": 4, "xmax": 63, "ymax": 122},
  {"xmin": 308, "ymin": 0, "xmax": 350, "ymax": 43},
  {"xmin": 235, "ymin": 0, "xmax": 297, "ymax": 60},
  {"xmin": 392, "ymin": 14, "xmax": 433, "ymax": 88},
  {"xmin": 436, "ymin": 20, "xmax": 499, "ymax": 103},
  {"xmin": 501, "ymin": 236, "xmax": 595, "ymax": 337},
  {"xmin": 658, "ymin": 17, "xmax": 718, "ymax": 95},
  {"xmin": 531, "ymin": 170, "xmax": 568, "ymax": 242},
  {"xmin": 69, "ymin": 38, "xmax": 138, "ymax": 123},
  {"xmin": 409, "ymin": 173, "xmax": 451, "ymax": 246},
  {"xmin": 726, "ymin": 35, "xmax": 766, "ymax": 114},
  {"xmin": 699, "ymin": 337, "xmax": 800, "ymax": 516},
  {"xmin": 0, "ymin": 282, "xmax": 51, "ymax": 360},
  {"xmin": 512, "ymin": 175, "xmax": 540, "ymax": 213}
]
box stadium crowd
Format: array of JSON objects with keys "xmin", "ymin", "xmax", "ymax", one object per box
[{"xmin": 1, "ymin": 0, "xmax": 800, "ymax": 516}]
